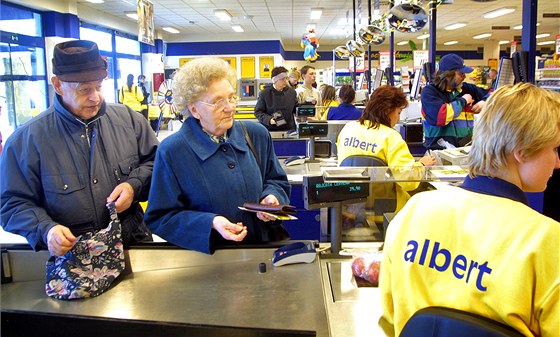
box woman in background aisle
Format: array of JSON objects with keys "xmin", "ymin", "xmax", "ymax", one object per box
[
  {"xmin": 145, "ymin": 57, "xmax": 291, "ymax": 255},
  {"xmin": 138, "ymin": 74, "xmax": 150, "ymax": 120},
  {"xmin": 119, "ymin": 74, "xmax": 145, "ymax": 117},
  {"xmin": 337, "ymin": 85, "xmax": 435, "ymax": 212},
  {"xmin": 318, "ymin": 84, "xmax": 338, "ymax": 120},
  {"xmin": 323, "ymin": 85, "xmax": 362, "ymax": 121},
  {"xmin": 288, "ymin": 68, "xmax": 301, "ymax": 89}
]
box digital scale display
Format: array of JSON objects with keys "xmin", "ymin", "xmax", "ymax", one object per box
[{"xmin": 303, "ymin": 175, "xmax": 369, "ymax": 209}]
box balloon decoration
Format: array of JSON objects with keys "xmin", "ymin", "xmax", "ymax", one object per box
[
  {"xmin": 332, "ymin": 0, "xmax": 434, "ymax": 59},
  {"xmin": 301, "ymin": 29, "xmax": 320, "ymax": 62}
]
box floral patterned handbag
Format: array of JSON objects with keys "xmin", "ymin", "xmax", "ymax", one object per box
[{"xmin": 45, "ymin": 202, "xmax": 125, "ymax": 300}]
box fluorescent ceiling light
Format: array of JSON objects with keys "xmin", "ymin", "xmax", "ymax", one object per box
[
  {"xmin": 125, "ymin": 11, "xmax": 138, "ymax": 20},
  {"xmin": 514, "ymin": 23, "xmax": 539, "ymax": 30},
  {"xmin": 444, "ymin": 23, "xmax": 466, "ymax": 30},
  {"xmin": 536, "ymin": 33, "xmax": 550, "ymax": 39},
  {"xmin": 232, "ymin": 25, "xmax": 244, "ymax": 32},
  {"xmin": 537, "ymin": 41, "xmax": 555, "ymax": 46},
  {"xmin": 306, "ymin": 24, "xmax": 316, "ymax": 31},
  {"xmin": 162, "ymin": 27, "xmax": 180, "ymax": 34},
  {"xmin": 499, "ymin": 40, "xmax": 510, "ymax": 45},
  {"xmin": 310, "ymin": 8, "xmax": 323, "ymax": 20},
  {"xmin": 483, "ymin": 7, "xmax": 515, "ymax": 19},
  {"xmin": 397, "ymin": 41, "xmax": 409, "ymax": 46},
  {"xmin": 214, "ymin": 9, "xmax": 232, "ymax": 21},
  {"xmin": 473, "ymin": 33, "xmax": 492, "ymax": 39},
  {"xmin": 444, "ymin": 41, "xmax": 458, "ymax": 45},
  {"xmin": 417, "ymin": 33, "xmax": 430, "ymax": 40},
  {"xmin": 86, "ymin": 0, "xmax": 104, "ymax": 3}
]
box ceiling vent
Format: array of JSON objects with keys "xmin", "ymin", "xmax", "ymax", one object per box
[
  {"xmin": 492, "ymin": 26, "xmax": 510, "ymax": 30},
  {"xmin": 470, "ymin": 0, "xmax": 497, "ymax": 2},
  {"xmin": 542, "ymin": 13, "xmax": 560, "ymax": 18}
]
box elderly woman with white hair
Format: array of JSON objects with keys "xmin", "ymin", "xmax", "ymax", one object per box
[{"xmin": 145, "ymin": 57, "xmax": 291, "ymax": 254}]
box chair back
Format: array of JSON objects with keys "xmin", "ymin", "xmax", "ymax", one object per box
[
  {"xmin": 340, "ymin": 155, "xmax": 386, "ymax": 167},
  {"xmin": 400, "ymin": 307, "xmax": 525, "ymax": 337}
]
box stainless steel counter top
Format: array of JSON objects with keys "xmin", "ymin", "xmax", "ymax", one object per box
[{"xmin": 1, "ymin": 247, "xmax": 329, "ymax": 336}]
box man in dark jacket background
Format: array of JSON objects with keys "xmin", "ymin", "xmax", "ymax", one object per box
[
  {"xmin": 254, "ymin": 66, "xmax": 297, "ymax": 132},
  {"xmin": 0, "ymin": 40, "xmax": 158, "ymax": 256}
]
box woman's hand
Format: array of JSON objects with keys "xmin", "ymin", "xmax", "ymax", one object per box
[
  {"xmin": 212, "ymin": 216, "xmax": 247, "ymax": 241},
  {"xmin": 257, "ymin": 194, "xmax": 280, "ymax": 222}
]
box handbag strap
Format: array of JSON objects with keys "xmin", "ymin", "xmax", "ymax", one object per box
[
  {"xmin": 107, "ymin": 202, "xmax": 118, "ymax": 221},
  {"xmin": 239, "ymin": 122, "xmax": 261, "ymax": 169}
]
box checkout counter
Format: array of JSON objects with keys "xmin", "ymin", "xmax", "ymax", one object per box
[{"xmin": 2, "ymin": 163, "xmax": 468, "ymax": 337}]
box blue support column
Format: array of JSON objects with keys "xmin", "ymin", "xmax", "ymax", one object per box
[
  {"xmin": 521, "ymin": 0, "xmax": 537, "ymax": 83},
  {"xmin": 42, "ymin": 12, "xmax": 79, "ymax": 38},
  {"xmin": 429, "ymin": 0, "xmax": 437, "ymax": 66}
]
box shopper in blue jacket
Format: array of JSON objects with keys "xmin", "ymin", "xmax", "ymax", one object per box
[
  {"xmin": 0, "ymin": 40, "xmax": 158, "ymax": 256},
  {"xmin": 145, "ymin": 57, "xmax": 291, "ymax": 254}
]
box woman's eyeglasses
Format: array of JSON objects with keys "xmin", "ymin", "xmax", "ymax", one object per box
[{"xmin": 198, "ymin": 95, "xmax": 240, "ymax": 111}]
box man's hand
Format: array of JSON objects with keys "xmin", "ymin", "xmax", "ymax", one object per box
[
  {"xmin": 257, "ymin": 194, "xmax": 280, "ymax": 222},
  {"xmin": 107, "ymin": 182, "xmax": 134, "ymax": 213},
  {"xmin": 461, "ymin": 94, "xmax": 474, "ymax": 105},
  {"xmin": 212, "ymin": 216, "xmax": 247, "ymax": 241},
  {"xmin": 47, "ymin": 225, "xmax": 77, "ymax": 256}
]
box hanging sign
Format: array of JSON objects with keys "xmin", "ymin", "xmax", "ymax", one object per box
[{"xmin": 413, "ymin": 50, "xmax": 429, "ymax": 69}]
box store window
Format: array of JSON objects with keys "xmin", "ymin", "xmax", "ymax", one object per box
[
  {"xmin": 79, "ymin": 25, "xmax": 142, "ymax": 104},
  {"xmin": 0, "ymin": 2, "xmax": 47, "ymax": 142}
]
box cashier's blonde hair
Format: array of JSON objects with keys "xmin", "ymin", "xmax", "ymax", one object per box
[
  {"xmin": 172, "ymin": 57, "xmax": 236, "ymax": 117},
  {"xmin": 469, "ymin": 83, "xmax": 560, "ymax": 177}
]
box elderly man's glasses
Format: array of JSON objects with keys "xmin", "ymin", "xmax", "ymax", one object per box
[{"xmin": 198, "ymin": 95, "xmax": 240, "ymax": 111}]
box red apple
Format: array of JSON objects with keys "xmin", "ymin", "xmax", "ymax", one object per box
[
  {"xmin": 351, "ymin": 257, "xmax": 366, "ymax": 278},
  {"xmin": 363, "ymin": 259, "xmax": 381, "ymax": 286}
]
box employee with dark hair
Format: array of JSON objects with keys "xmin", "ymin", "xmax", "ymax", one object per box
[
  {"xmin": 323, "ymin": 85, "xmax": 362, "ymax": 120},
  {"xmin": 254, "ymin": 66, "xmax": 297, "ymax": 131},
  {"xmin": 421, "ymin": 53, "xmax": 490, "ymax": 149}
]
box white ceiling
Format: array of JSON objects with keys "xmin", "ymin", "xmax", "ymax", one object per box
[{"xmin": 25, "ymin": 0, "xmax": 560, "ymax": 51}]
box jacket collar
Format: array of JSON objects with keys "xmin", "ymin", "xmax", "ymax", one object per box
[
  {"xmin": 460, "ymin": 175, "xmax": 529, "ymax": 205},
  {"xmin": 54, "ymin": 94, "xmax": 106, "ymax": 127},
  {"xmin": 182, "ymin": 117, "xmax": 249, "ymax": 161}
]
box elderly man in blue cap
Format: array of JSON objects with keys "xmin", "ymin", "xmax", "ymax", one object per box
[
  {"xmin": 0, "ymin": 40, "xmax": 158, "ymax": 256},
  {"xmin": 420, "ymin": 53, "xmax": 491, "ymax": 150}
]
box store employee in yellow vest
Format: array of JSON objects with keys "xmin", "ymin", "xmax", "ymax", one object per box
[{"xmin": 119, "ymin": 73, "xmax": 146, "ymax": 119}]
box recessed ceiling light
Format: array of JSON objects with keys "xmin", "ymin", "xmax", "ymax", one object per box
[
  {"xmin": 86, "ymin": 0, "xmax": 104, "ymax": 3},
  {"xmin": 232, "ymin": 25, "xmax": 244, "ymax": 33},
  {"xmin": 444, "ymin": 23, "xmax": 466, "ymax": 30},
  {"xmin": 162, "ymin": 27, "xmax": 180, "ymax": 34},
  {"xmin": 513, "ymin": 23, "xmax": 539, "ymax": 30},
  {"xmin": 214, "ymin": 9, "xmax": 232, "ymax": 21},
  {"xmin": 536, "ymin": 33, "xmax": 550, "ymax": 39},
  {"xmin": 499, "ymin": 40, "xmax": 510, "ymax": 45},
  {"xmin": 444, "ymin": 41, "xmax": 458, "ymax": 45},
  {"xmin": 473, "ymin": 33, "xmax": 492, "ymax": 39},
  {"xmin": 397, "ymin": 41, "xmax": 409, "ymax": 46},
  {"xmin": 417, "ymin": 33, "xmax": 430, "ymax": 40},
  {"xmin": 125, "ymin": 11, "xmax": 138, "ymax": 20},
  {"xmin": 483, "ymin": 7, "xmax": 515, "ymax": 19},
  {"xmin": 537, "ymin": 41, "xmax": 555, "ymax": 46},
  {"xmin": 310, "ymin": 8, "xmax": 323, "ymax": 20}
]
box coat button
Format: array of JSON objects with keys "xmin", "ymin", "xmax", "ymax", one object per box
[
  {"xmin": 93, "ymin": 178, "xmax": 98, "ymax": 184},
  {"xmin": 228, "ymin": 162, "xmax": 235, "ymax": 169},
  {"xmin": 221, "ymin": 145, "xmax": 227, "ymax": 152},
  {"xmin": 63, "ymin": 184, "xmax": 68, "ymax": 190}
]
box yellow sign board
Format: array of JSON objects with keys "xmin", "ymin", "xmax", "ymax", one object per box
[
  {"xmin": 259, "ymin": 56, "xmax": 274, "ymax": 78},
  {"xmin": 241, "ymin": 57, "xmax": 256, "ymax": 78}
]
